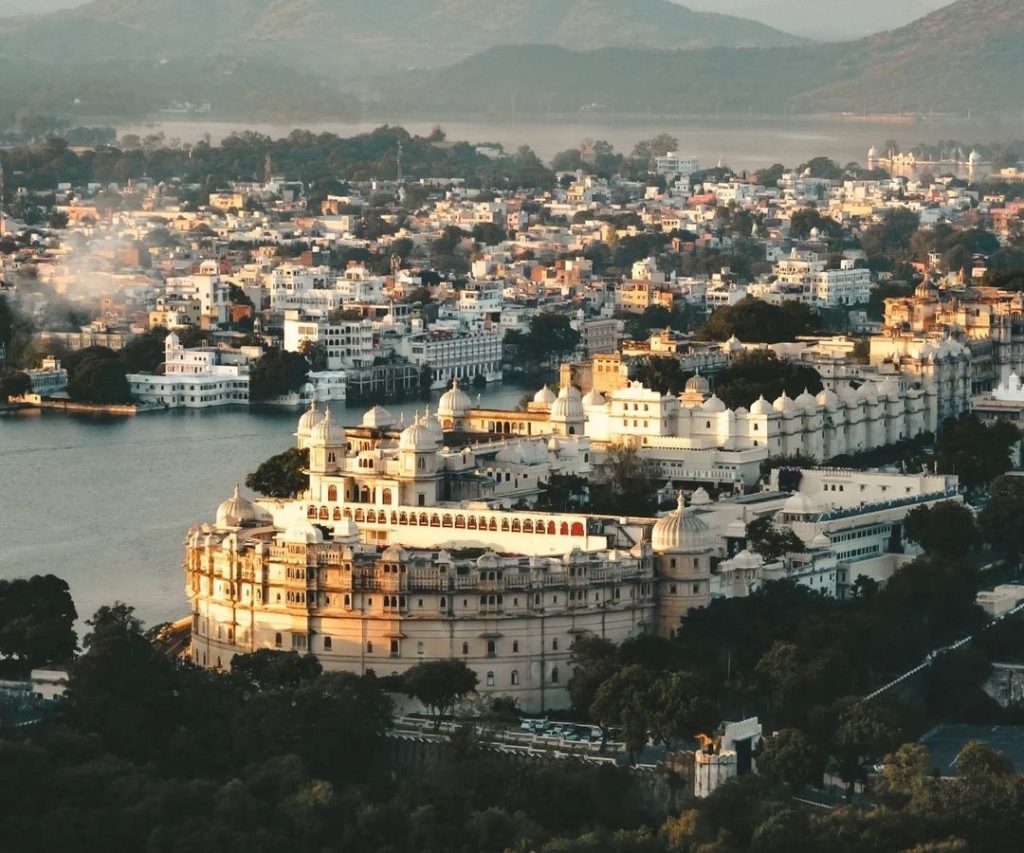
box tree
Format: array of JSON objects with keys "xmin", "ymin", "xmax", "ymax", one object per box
[
  {"xmin": 245, "ymin": 447, "xmax": 310, "ymax": 498},
  {"xmin": 757, "ymin": 728, "xmax": 825, "ymax": 790},
  {"xmin": 568, "ymin": 635, "xmax": 620, "ymax": 718},
  {"xmin": 118, "ymin": 326, "xmax": 169, "ymax": 373},
  {"xmin": 0, "ymin": 367, "xmax": 31, "ymax": 401},
  {"xmin": 249, "ymin": 348, "xmax": 309, "ymax": 402},
  {"xmin": 630, "ymin": 133, "xmax": 678, "ymax": 169},
  {"xmin": 65, "ymin": 346, "xmax": 132, "ymax": 404},
  {"xmin": 706, "ymin": 297, "xmax": 818, "ymax": 345},
  {"xmin": 231, "ymin": 649, "xmax": 323, "ymax": 692},
  {"xmin": 537, "ymin": 473, "xmax": 589, "ymax": 512},
  {"xmin": 935, "ymin": 414, "xmax": 1018, "ymax": 493},
  {"xmin": 746, "ymin": 515, "xmax": 806, "ymax": 563},
  {"xmin": 645, "ymin": 671, "xmax": 713, "ymax": 752},
  {"xmin": 980, "ymin": 475, "xmax": 1024, "ymax": 567},
  {"xmin": 0, "ymin": 575, "xmax": 77, "ymax": 677},
  {"xmin": 298, "ymin": 338, "xmax": 328, "ymax": 371},
  {"xmin": 403, "ymin": 659, "xmax": 478, "ymax": 729},
  {"xmin": 630, "ymin": 356, "xmax": 688, "ymax": 395},
  {"xmin": 590, "ymin": 664, "xmax": 651, "ymax": 758},
  {"xmin": 591, "ymin": 445, "xmax": 659, "ymax": 516},
  {"xmin": 903, "ymin": 502, "xmax": 979, "ymax": 557},
  {"xmin": 833, "ymin": 702, "xmax": 903, "ymax": 794}
]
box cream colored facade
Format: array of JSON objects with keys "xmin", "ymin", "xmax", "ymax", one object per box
[{"xmin": 186, "ymin": 393, "xmax": 715, "ymax": 711}]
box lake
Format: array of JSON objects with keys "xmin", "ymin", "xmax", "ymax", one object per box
[
  {"xmin": 0, "ymin": 384, "xmax": 529, "ymax": 632},
  {"xmin": 116, "ymin": 113, "xmax": 1024, "ymax": 172}
]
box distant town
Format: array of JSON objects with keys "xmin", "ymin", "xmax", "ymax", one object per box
[{"xmin": 5, "ymin": 124, "xmax": 1024, "ymax": 851}]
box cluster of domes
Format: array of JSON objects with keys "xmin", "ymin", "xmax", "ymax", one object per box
[
  {"xmin": 296, "ymin": 400, "xmax": 325, "ymax": 440},
  {"xmin": 216, "ymin": 484, "xmax": 268, "ymax": 529},
  {"xmin": 399, "ymin": 411, "xmax": 442, "ymax": 452},
  {"xmin": 651, "ymin": 493, "xmax": 711, "ymax": 553},
  {"xmin": 309, "ymin": 407, "xmax": 345, "ymax": 446}
]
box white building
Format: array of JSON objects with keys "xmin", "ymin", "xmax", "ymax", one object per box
[
  {"xmin": 283, "ymin": 310, "xmax": 375, "ymax": 370},
  {"xmin": 655, "ymin": 152, "xmax": 699, "ymax": 181},
  {"xmin": 399, "ymin": 327, "xmax": 503, "ymax": 389}
]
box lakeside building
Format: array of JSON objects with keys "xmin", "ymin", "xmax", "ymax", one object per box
[{"xmin": 186, "ymin": 400, "xmax": 716, "ymax": 710}]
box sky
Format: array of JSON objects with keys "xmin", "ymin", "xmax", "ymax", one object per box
[{"xmin": 677, "ymin": 0, "xmax": 952, "ymax": 40}]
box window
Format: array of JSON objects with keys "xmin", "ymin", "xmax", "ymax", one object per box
[
  {"xmin": 417, "ymin": 641, "xmax": 424, "ymax": 656},
  {"xmin": 324, "ymin": 636, "xmax": 332, "ymax": 651},
  {"xmin": 462, "ymin": 642, "xmax": 469, "ymax": 655},
  {"xmin": 390, "ymin": 639, "xmax": 400, "ymax": 657},
  {"xmin": 512, "ymin": 640, "xmax": 519, "ymax": 653},
  {"xmin": 486, "ymin": 671, "xmax": 495, "ymax": 687},
  {"xmin": 292, "ymin": 634, "xmax": 306, "ymax": 650},
  {"xmin": 551, "ymin": 667, "xmax": 560, "ymax": 684},
  {"xmin": 552, "ymin": 639, "xmax": 558, "ymax": 651},
  {"xmin": 511, "ymin": 670, "xmax": 519, "ymax": 686},
  {"xmin": 486, "ymin": 640, "xmax": 496, "ymax": 657},
  {"xmin": 274, "ymin": 632, "xmax": 282, "ymax": 648},
  {"xmin": 366, "ymin": 641, "xmax": 373, "ymax": 653}
]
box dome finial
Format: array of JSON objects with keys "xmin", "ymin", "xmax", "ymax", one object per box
[
  {"xmin": 676, "ymin": 491, "xmax": 685, "ymax": 511},
  {"xmin": 233, "ymin": 483, "xmax": 240, "ymax": 498}
]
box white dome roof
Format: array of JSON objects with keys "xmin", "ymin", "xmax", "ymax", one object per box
[
  {"xmin": 551, "ymin": 385, "xmax": 585, "ymax": 421},
  {"xmin": 582, "ymin": 389, "xmax": 606, "ymax": 407},
  {"xmin": 685, "ymin": 371, "xmax": 710, "ymax": 395},
  {"xmin": 731, "ymin": 549, "xmax": 764, "ymax": 570},
  {"xmin": 421, "ymin": 406, "xmax": 444, "ymax": 442},
  {"xmin": 281, "ymin": 521, "xmax": 324, "ymax": 545},
  {"xmin": 399, "ymin": 415, "xmax": 439, "ymax": 451},
  {"xmin": 750, "ymin": 395, "xmax": 775, "ymax": 416},
  {"xmin": 438, "ymin": 379, "xmax": 472, "ymax": 417},
  {"xmin": 309, "ymin": 407, "xmax": 345, "ymax": 446},
  {"xmin": 361, "ymin": 405, "xmax": 395, "ymax": 429},
  {"xmin": 795, "ymin": 388, "xmax": 818, "ymax": 411},
  {"xmin": 701, "ymin": 394, "xmax": 727, "ymax": 413},
  {"xmin": 837, "ymin": 383, "xmax": 859, "ymax": 405},
  {"xmin": 782, "ymin": 491, "xmax": 821, "ymax": 516},
  {"xmin": 216, "ymin": 484, "xmax": 258, "ymax": 528},
  {"xmin": 816, "ymin": 388, "xmax": 839, "ymax": 409},
  {"xmin": 726, "ymin": 335, "xmax": 744, "ymax": 352},
  {"xmin": 296, "ymin": 400, "xmax": 325, "ymax": 437},
  {"xmin": 810, "ymin": 532, "xmax": 832, "ymax": 550},
  {"xmin": 856, "ymin": 382, "xmax": 878, "ymax": 403},
  {"xmin": 651, "ymin": 493, "xmax": 711, "ymax": 553},
  {"xmin": 533, "ymin": 385, "xmax": 557, "ymax": 405},
  {"xmin": 773, "ymin": 391, "xmax": 798, "ymax": 414}
]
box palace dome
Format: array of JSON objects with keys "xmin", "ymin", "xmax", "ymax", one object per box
[
  {"xmin": 582, "ymin": 389, "xmax": 606, "ymax": 407},
  {"xmin": 702, "ymin": 394, "xmax": 727, "ymax": 413},
  {"xmin": 795, "ymin": 388, "xmax": 818, "ymax": 411},
  {"xmin": 816, "ymin": 388, "xmax": 839, "ymax": 409},
  {"xmin": 550, "ymin": 385, "xmax": 585, "ymax": 421},
  {"xmin": 690, "ymin": 487, "xmax": 712, "ymax": 507},
  {"xmin": 421, "ymin": 406, "xmax": 444, "ymax": 443},
  {"xmin": 361, "ymin": 405, "xmax": 395, "ymax": 429},
  {"xmin": 309, "ymin": 408, "xmax": 345, "ymax": 446},
  {"xmin": 773, "ymin": 391, "xmax": 799, "ymax": 414},
  {"xmin": 216, "ymin": 484, "xmax": 258, "ymax": 529},
  {"xmin": 281, "ymin": 521, "xmax": 324, "ymax": 545},
  {"xmin": 533, "ymin": 385, "xmax": 557, "ymax": 405},
  {"xmin": 750, "ymin": 395, "xmax": 775, "ymax": 416},
  {"xmin": 782, "ymin": 491, "xmax": 821, "ymax": 517},
  {"xmin": 296, "ymin": 400, "xmax": 324, "ymax": 438},
  {"xmin": 438, "ymin": 379, "xmax": 472, "ymax": 417},
  {"xmin": 399, "ymin": 416, "xmax": 438, "ymax": 451},
  {"xmin": 730, "ymin": 549, "xmax": 764, "ymax": 570},
  {"xmin": 685, "ymin": 371, "xmax": 710, "ymax": 395},
  {"xmin": 651, "ymin": 493, "xmax": 711, "ymax": 553},
  {"xmin": 810, "ymin": 532, "xmax": 832, "ymax": 550}
]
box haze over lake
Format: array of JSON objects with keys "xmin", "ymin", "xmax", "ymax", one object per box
[{"xmin": 117, "ymin": 114, "xmax": 1024, "ymax": 172}]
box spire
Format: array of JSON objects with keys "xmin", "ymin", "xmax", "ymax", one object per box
[
  {"xmin": 676, "ymin": 491, "xmax": 685, "ymax": 512},
  {"xmin": 233, "ymin": 483, "xmax": 241, "ymax": 499}
]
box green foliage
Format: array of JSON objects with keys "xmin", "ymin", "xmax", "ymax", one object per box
[
  {"xmin": 903, "ymin": 502, "xmax": 979, "ymax": 557},
  {"xmin": 505, "ymin": 313, "xmax": 581, "ymax": 374},
  {"xmin": 591, "ymin": 445, "xmax": 659, "ymax": 516},
  {"xmin": 630, "ymin": 356, "xmax": 689, "ymax": 395},
  {"xmin": 745, "ymin": 516, "xmax": 806, "ymax": 563},
  {"xmin": 64, "ymin": 345, "xmax": 132, "ymax": 404},
  {"xmin": 0, "ymin": 367, "xmax": 31, "ymax": 401},
  {"xmin": 117, "ymin": 326, "xmax": 169, "ymax": 374},
  {"xmin": 245, "ymin": 447, "xmax": 310, "ymax": 498},
  {"xmin": 757, "ymin": 728, "xmax": 826, "ymax": 790},
  {"xmin": 705, "ymin": 297, "xmax": 818, "ymax": 345},
  {"xmin": 537, "ymin": 473, "xmax": 589, "ymax": 512},
  {"xmin": 250, "ymin": 348, "xmax": 309, "ymax": 402},
  {"xmin": 231, "ymin": 649, "xmax": 322, "ymax": 692},
  {"xmin": 713, "ymin": 350, "xmax": 823, "ymax": 410},
  {"xmin": 0, "ymin": 575, "xmax": 77, "ymax": 678},
  {"xmin": 934, "ymin": 414, "xmax": 1019, "ymax": 493},
  {"xmin": 979, "ymin": 475, "xmax": 1024, "ymax": 566},
  {"xmin": 402, "ymin": 658, "xmax": 478, "ymax": 728}
]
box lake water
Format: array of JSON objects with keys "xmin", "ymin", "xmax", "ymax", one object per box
[
  {"xmin": 0, "ymin": 384, "xmax": 528, "ymax": 632},
  {"xmin": 117, "ymin": 114, "xmax": 1024, "ymax": 172}
]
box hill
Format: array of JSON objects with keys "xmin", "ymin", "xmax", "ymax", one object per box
[
  {"xmin": 388, "ymin": 0, "xmax": 1024, "ymax": 115},
  {"xmin": 0, "ymin": 0, "xmax": 804, "ymax": 74}
]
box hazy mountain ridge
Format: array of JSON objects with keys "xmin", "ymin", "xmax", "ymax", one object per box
[
  {"xmin": 394, "ymin": 0, "xmax": 1024, "ymax": 115},
  {"xmin": 0, "ymin": 0, "xmax": 804, "ymax": 72}
]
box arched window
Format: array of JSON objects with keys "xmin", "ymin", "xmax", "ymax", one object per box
[
  {"xmin": 467, "ymin": 517, "xmax": 477, "ymax": 530},
  {"xmin": 355, "ymin": 508, "xmax": 365, "ymax": 522},
  {"xmin": 327, "ymin": 485, "xmax": 338, "ymax": 501},
  {"xmin": 274, "ymin": 632, "xmax": 282, "ymax": 648},
  {"xmin": 344, "ymin": 594, "xmax": 350, "ymax": 606},
  {"xmin": 420, "ymin": 513, "xmax": 429, "ymax": 526},
  {"xmin": 560, "ymin": 522, "xmax": 569, "ymax": 535},
  {"xmin": 522, "ymin": 520, "xmax": 532, "ymax": 533},
  {"xmin": 319, "ymin": 506, "xmax": 329, "ymax": 520},
  {"xmin": 455, "ymin": 515, "xmax": 466, "ymax": 529},
  {"xmin": 442, "ymin": 514, "xmax": 453, "ymax": 528},
  {"xmin": 571, "ymin": 522, "xmax": 584, "ymax": 536},
  {"xmin": 343, "ymin": 508, "xmax": 353, "ymax": 520},
  {"xmin": 399, "ymin": 512, "xmax": 408, "ymax": 525},
  {"xmin": 489, "ymin": 518, "xmax": 498, "ymax": 531},
  {"xmin": 333, "ymin": 507, "xmax": 342, "ymax": 520},
  {"xmin": 367, "ymin": 509, "xmax": 377, "ymax": 523},
  {"xmin": 431, "ymin": 514, "xmax": 441, "ymax": 527},
  {"xmin": 390, "ymin": 511, "xmax": 398, "ymax": 524},
  {"xmin": 307, "ymin": 505, "xmax": 317, "ymax": 519},
  {"xmin": 551, "ymin": 667, "xmax": 559, "ymax": 684},
  {"xmin": 367, "ymin": 641, "xmax": 373, "ymax": 653},
  {"xmin": 382, "ymin": 488, "xmax": 393, "ymax": 505},
  {"xmin": 511, "ymin": 670, "xmax": 519, "ymax": 686},
  {"xmin": 462, "ymin": 642, "xmax": 469, "ymax": 654},
  {"xmin": 547, "ymin": 521, "xmax": 556, "ymax": 535},
  {"xmin": 359, "ymin": 486, "xmax": 371, "ymax": 503},
  {"xmin": 501, "ymin": 519, "xmax": 510, "ymax": 532},
  {"xmin": 486, "ymin": 671, "xmax": 495, "ymax": 687}
]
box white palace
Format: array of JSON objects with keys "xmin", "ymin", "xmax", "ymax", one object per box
[{"xmin": 187, "ymin": 392, "xmax": 715, "ymax": 711}]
